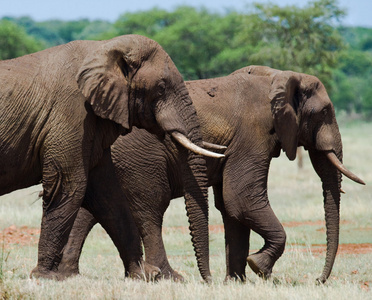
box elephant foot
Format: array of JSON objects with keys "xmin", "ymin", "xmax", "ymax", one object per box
[
  {"xmin": 127, "ymin": 261, "xmax": 161, "ymax": 281},
  {"xmin": 57, "ymin": 263, "xmax": 80, "ymax": 278},
  {"xmin": 247, "ymin": 252, "xmax": 274, "ymax": 279},
  {"xmin": 30, "ymin": 266, "xmax": 64, "ymax": 281},
  {"xmin": 156, "ymin": 269, "xmax": 185, "ymax": 282}
]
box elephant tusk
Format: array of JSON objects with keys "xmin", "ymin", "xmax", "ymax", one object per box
[
  {"xmin": 202, "ymin": 141, "xmax": 227, "ymax": 150},
  {"xmin": 340, "ymin": 188, "xmax": 346, "ymax": 194},
  {"xmin": 325, "ymin": 151, "xmax": 365, "ymax": 185},
  {"xmin": 171, "ymin": 132, "xmax": 225, "ymax": 158}
]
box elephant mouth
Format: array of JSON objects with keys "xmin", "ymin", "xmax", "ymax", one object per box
[
  {"xmin": 171, "ymin": 131, "xmax": 225, "ymax": 158},
  {"xmin": 324, "ymin": 150, "xmax": 365, "ymax": 185}
]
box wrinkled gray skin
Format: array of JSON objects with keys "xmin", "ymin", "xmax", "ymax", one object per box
[
  {"xmin": 59, "ymin": 66, "xmax": 364, "ymax": 283},
  {"xmin": 0, "ymin": 34, "xmax": 215, "ymax": 282}
]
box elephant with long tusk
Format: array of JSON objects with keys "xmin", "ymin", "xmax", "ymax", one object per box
[
  {"xmin": 0, "ymin": 34, "xmax": 224, "ymax": 281},
  {"xmin": 59, "ymin": 65, "xmax": 364, "ymax": 283}
]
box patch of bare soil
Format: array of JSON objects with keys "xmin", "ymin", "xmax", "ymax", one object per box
[
  {"xmin": 307, "ymin": 243, "xmax": 372, "ymax": 255},
  {"xmin": 0, "ymin": 225, "xmax": 40, "ymax": 249},
  {"xmin": 282, "ymin": 220, "xmax": 352, "ymax": 227},
  {"xmin": 165, "ymin": 223, "xmax": 372, "ymax": 256},
  {"xmin": 2, "ymin": 223, "xmax": 371, "ymax": 256}
]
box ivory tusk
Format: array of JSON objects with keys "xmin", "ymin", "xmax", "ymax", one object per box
[
  {"xmin": 325, "ymin": 151, "xmax": 366, "ymax": 185},
  {"xmin": 171, "ymin": 132, "xmax": 225, "ymax": 158},
  {"xmin": 202, "ymin": 141, "xmax": 227, "ymax": 150}
]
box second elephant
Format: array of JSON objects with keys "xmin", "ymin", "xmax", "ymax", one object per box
[{"xmin": 59, "ymin": 66, "xmax": 365, "ymax": 283}]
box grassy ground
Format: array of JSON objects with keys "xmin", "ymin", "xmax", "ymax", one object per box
[{"xmin": 0, "ymin": 121, "xmax": 371, "ymax": 299}]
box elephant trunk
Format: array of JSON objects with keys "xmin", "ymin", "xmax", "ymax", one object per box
[
  {"xmin": 181, "ymin": 96, "xmax": 212, "ymax": 283},
  {"xmin": 157, "ymin": 86, "xmax": 212, "ymax": 282},
  {"xmin": 309, "ymin": 147, "xmax": 342, "ymax": 284},
  {"xmin": 182, "ymin": 149, "xmax": 211, "ymax": 283}
]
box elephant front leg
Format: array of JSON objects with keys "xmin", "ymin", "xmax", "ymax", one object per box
[
  {"xmin": 31, "ymin": 167, "xmax": 87, "ymax": 280},
  {"xmin": 223, "ymin": 160, "xmax": 286, "ymax": 280},
  {"xmin": 213, "ymin": 185, "xmax": 250, "ymax": 282},
  {"xmin": 139, "ymin": 219, "xmax": 184, "ymax": 282},
  {"xmin": 245, "ymin": 204, "xmax": 286, "ymax": 279}
]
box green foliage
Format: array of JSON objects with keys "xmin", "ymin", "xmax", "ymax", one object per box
[
  {"xmin": 113, "ymin": 7, "xmax": 241, "ymax": 79},
  {"xmin": 1, "ymin": 0, "xmax": 372, "ymax": 117},
  {"xmin": 3, "ymin": 16, "xmax": 114, "ymax": 46},
  {"xmin": 230, "ymin": 0, "xmax": 346, "ymax": 88},
  {"xmin": 331, "ymin": 33, "xmax": 372, "ymax": 117},
  {"xmin": 338, "ymin": 26, "xmax": 372, "ymax": 51},
  {"xmin": 0, "ymin": 20, "xmax": 43, "ymax": 59}
]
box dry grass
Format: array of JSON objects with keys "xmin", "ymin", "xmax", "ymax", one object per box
[{"xmin": 0, "ymin": 121, "xmax": 371, "ymax": 299}]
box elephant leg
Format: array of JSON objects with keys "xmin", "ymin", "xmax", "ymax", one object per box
[
  {"xmin": 58, "ymin": 207, "xmax": 98, "ymax": 277},
  {"xmin": 130, "ymin": 195, "xmax": 184, "ymax": 282},
  {"xmin": 213, "ymin": 184, "xmax": 250, "ymax": 282},
  {"xmin": 82, "ymin": 149, "xmax": 160, "ymax": 281},
  {"xmin": 222, "ymin": 159, "xmax": 286, "ymax": 279},
  {"xmin": 245, "ymin": 204, "xmax": 286, "ymax": 279},
  {"xmin": 31, "ymin": 156, "xmax": 87, "ymax": 280}
]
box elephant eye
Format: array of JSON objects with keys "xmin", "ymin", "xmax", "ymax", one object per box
[{"xmin": 157, "ymin": 81, "xmax": 166, "ymax": 96}]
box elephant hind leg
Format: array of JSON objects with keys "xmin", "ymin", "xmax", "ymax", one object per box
[
  {"xmin": 58, "ymin": 207, "xmax": 98, "ymax": 277},
  {"xmin": 222, "ymin": 159, "xmax": 286, "ymax": 279},
  {"xmin": 31, "ymin": 165, "xmax": 87, "ymax": 280}
]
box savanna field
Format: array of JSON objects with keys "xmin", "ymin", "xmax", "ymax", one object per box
[{"xmin": 0, "ymin": 120, "xmax": 371, "ymax": 299}]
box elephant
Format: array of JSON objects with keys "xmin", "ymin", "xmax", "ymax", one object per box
[
  {"xmin": 0, "ymin": 34, "xmax": 224, "ymax": 281},
  {"xmin": 57, "ymin": 65, "xmax": 365, "ymax": 283}
]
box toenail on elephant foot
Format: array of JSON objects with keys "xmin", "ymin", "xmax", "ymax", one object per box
[
  {"xmin": 30, "ymin": 266, "xmax": 64, "ymax": 281},
  {"xmin": 156, "ymin": 270, "xmax": 185, "ymax": 282},
  {"xmin": 127, "ymin": 261, "xmax": 161, "ymax": 281},
  {"xmin": 247, "ymin": 253, "xmax": 274, "ymax": 279},
  {"xmin": 57, "ymin": 264, "xmax": 80, "ymax": 278},
  {"xmin": 171, "ymin": 271, "xmax": 185, "ymax": 283},
  {"xmin": 143, "ymin": 262, "xmax": 161, "ymax": 281}
]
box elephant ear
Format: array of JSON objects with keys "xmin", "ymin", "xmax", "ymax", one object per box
[
  {"xmin": 270, "ymin": 71, "xmax": 302, "ymax": 161},
  {"xmin": 77, "ymin": 40, "xmax": 137, "ymax": 130}
]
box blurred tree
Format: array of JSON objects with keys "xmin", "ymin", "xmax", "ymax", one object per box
[
  {"xmin": 338, "ymin": 26, "xmax": 372, "ymax": 51},
  {"xmin": 2, "ymin": 2, "xmax": 371, "ymax": 118},
  {"xmin": 228, "ymin": 0, "xmax": 346, "ymax": 89},
  {"xmin": 113, "ymin": 7, "xmax": 242, "ymax": 79},
  {"xmin": 114, "ymin": 8, "xmax": 170, "ymax": 37},
  {"xmin": 0, "ymin": 20, "xmax": 43, "ymax": 59},
  {"xmin": 3, "ymin": 17, "xmax": 112, "ymax": 46},
  {"xmin": 331, "ymin": 49, "xmax": 372, "ymax": 116},
  {"xmin": 72, "ymin": 20, "xmax": 114, "ymax": 40},
  {"xmin": 57, "ymin": 19, "xmax": 91, "ymax": 42},
  {"xmin": 153, "ymin": 7, "xmax": 240, "ymax": 79}
]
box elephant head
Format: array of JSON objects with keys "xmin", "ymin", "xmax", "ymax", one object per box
[
  {"xmin": 241, "ymin": 65, "xmax": 365, "ymax": 283},
  {"xmin": 76, "ymin": 35, "xmax": 222, "ymax": 282}
]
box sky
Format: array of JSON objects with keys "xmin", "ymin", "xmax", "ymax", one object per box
[{"xmin": 1, "ymin": 0, "xmax": 371, "ymax": 28}]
